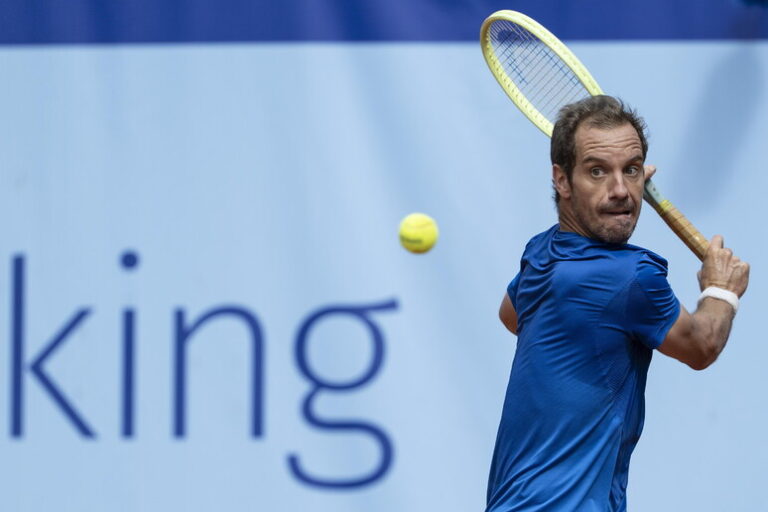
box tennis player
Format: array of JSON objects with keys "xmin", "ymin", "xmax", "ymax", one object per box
[{"xmin": 486, "ymin": 95, "xmax": 750, "ymax": 511}]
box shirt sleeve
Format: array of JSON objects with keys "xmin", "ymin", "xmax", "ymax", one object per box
[
  {"xmin": 507, "ymin": 273, "xmax": 521, "ymax": 311},
  {"xmin": 627, "ymin": 253, "xmax": 681, "ymax": 350}
]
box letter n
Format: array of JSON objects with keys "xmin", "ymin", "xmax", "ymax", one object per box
[{"xmin": 173, "ymin": 306, "xmax": 264, "ymax": 438}]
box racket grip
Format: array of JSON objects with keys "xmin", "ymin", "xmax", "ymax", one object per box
[{"xmin": 645, "ymin": 196, "xmax": 708, "ymax": 261}]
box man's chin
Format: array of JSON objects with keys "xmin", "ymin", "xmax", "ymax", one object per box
[
  {"xmin": 600, "ymin": 233, "xmax": 632, "ymax": 244},
  {"xmin": 599, "ymin": 228, "xmax": 635, "ymax": 244},
  {"xmin": 593, "ymin": 219, "xmax": 636, "ymax": 244}
]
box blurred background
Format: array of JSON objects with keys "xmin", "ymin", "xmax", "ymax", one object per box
[{"xmin": 0, "ymin": 0, "xmax": 766, "ymax": 510}]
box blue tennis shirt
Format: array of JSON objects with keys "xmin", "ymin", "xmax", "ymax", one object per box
[{"xmin": 486, "ymin": 225, "xmax": 680, "ymax": 512}]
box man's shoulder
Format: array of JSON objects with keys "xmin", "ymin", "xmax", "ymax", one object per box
[
  {"xmin": 555, "ymin": 243, "xmax": 670, "ymax": 293},
  {"xmin": 619, "ymin": 244, "xmax": 670, "ymax": 276},
  {"xmin": 523, "ymin": 224, "xmax": 559, "ymax": 249},
  {"xmin": 519, "ymin": 226, "xmax": 670, "ymax": 280}
]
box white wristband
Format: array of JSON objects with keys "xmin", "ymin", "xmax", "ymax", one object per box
[{"xmin": 698, "ymin": 286, "xmax": 739, "ymax": 313}]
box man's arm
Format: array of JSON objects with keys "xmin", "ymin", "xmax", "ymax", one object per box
[
  {"xmin": 658, "ymin": 235, "xmax": 749, "ymax": 370},
  {"xmin": 499, "ymin": 294, "xmax": 518, "ymax": 335}
]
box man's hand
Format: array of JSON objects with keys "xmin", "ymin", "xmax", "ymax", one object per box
[
  {"xmin": 697, "ymin": 235, "xmax": 750, "ymax": 297},
  {"xmin": 660, "ymin": 234, "xmax": 750, "ymax": 370}
]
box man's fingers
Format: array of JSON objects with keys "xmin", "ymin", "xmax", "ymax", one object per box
[
  {"xmin": 737, "ymin": 261, "xmax": 750, "ymax": 275},
  {"xmin": 700, "ymin": 234, "xmax": 749, "ymax": 296},
  {"xmin": 710, "ymin": 234, "xmax": 724, "ymax": 249},
  {"xmin": 736, "ymin": 262, "xmax": 751, "ymax": 297}
]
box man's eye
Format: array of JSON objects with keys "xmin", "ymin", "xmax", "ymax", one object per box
[
  {"xmin": 625, "ymin": 166, "xmax": 640, "ymax": 176},
  {"xmin": 590, "ymin": 167, "xmax": 604, "ymax": 177}
]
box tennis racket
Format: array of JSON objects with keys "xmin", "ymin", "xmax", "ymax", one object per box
[{"xmin": 480, "ymin": 10, "xmax": 708, "ymax": 260}]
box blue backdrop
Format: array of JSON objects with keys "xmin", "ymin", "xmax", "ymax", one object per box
[
  {"xmin": 2, "ymin": 0, "xmax": 767, "ymax": 42},
  {"xmin": 0, "ymin": 1, "xmax": 767, "ymax": 511}
]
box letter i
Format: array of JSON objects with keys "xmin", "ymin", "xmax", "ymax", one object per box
[{"xmin": 120, "ymin": 251, "xmax": 139, "ymax": 438}]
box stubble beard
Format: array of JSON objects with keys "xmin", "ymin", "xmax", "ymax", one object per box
[{"xmin": 572, "ymin": 196, "xmax": 638, "ymax": 245}]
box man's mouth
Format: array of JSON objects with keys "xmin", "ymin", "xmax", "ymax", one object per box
[{"xmin": 600, "ymin": 204, "xmax": 634, "ymax": 218}]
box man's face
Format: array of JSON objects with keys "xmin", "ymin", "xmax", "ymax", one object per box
[{"xmin": 555, "ymin": 122, "xmax": 645, "ymax": 244}]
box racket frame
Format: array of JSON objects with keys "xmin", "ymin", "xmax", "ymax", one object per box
[{"xmin": 480, "ymin": 10, "xmax": 603, "ymax": 137}]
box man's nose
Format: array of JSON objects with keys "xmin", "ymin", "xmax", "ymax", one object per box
[{"xmin": 608, "ymin": 171, "xmax": 629, "ymax": 199}]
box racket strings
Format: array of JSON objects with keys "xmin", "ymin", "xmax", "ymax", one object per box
[
  {"xmin": 493, "ymin": 26, "xmax": 584, "ymax": 118},
  {"xmin": 493, "ymin": 24, "xmax": 584, "ymax": 115},
  {"xmin": 488, "ymin": 20, "xmax": 590, "ymax": 123}
]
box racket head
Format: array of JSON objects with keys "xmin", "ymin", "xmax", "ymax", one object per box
[{"xmin": 480, "ymin": 10, "xmax": 604, "ymax": 136}]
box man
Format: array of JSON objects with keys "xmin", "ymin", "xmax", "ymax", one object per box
[{"xmin": 485, "ymin": 95, "xmax": 750, "ymax": 511}]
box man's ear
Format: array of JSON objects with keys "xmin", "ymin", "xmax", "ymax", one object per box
[{"xmin": 553, "ymin": 164, "xmax": 571, "ymax": 200}]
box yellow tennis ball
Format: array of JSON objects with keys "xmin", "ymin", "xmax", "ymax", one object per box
[{"xmin": 399, "ymin": 213, "xmax": 439, "ymax": 254}]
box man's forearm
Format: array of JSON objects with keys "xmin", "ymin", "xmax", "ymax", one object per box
[{"xmin": 690, "ymin": 297, "xmax": 736, "ymax": 368}]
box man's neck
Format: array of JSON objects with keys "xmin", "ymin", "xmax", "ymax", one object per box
[{"xmin": 557, "ymin": 206, "xmax": 586, "ymax": 238}]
